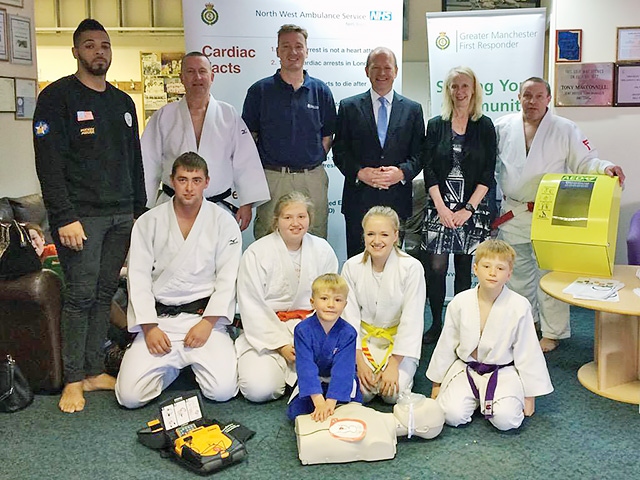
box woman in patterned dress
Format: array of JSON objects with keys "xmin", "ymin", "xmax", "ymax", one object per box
[{"xmin": 421, "ymin": 66, "xmax": 497, "ymax": 344}]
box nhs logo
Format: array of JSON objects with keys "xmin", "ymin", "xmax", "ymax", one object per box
[{"xmin": 370, "ymin": 11, "xmax": 392, "ymax": 21}]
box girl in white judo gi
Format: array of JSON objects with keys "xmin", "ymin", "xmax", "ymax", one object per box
[
  {"xmin": 236, "ymin": 192, "xmax": 338, "ymax": 402},
  {"xmin": 341, "ymin": 206, "xmax": 426, "ymax": 403},
  {"xmin": 426, "ymin": 239, "xmax": 553, "ymax": 431}
]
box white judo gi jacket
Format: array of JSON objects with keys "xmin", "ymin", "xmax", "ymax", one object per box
[
  {"xmin": 341, "ymin": 249, "xmax": 426, "ymax": 369},
  {"xmin": 141, "ymin": 95, "xmax": 269, "ymax": 209},
  {"xmin": 495, "ymin": 110, "xmax": 613, "ymax": 244},
  {"xmin": 127, "ymin": 199, "xmax": 242, "ymax": 335},
  {"xmin": 426, "ymin": 286, "xmax": 553, "ymax": 399}
]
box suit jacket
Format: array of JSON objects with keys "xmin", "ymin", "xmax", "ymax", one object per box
[
  {"xmin": 423, "ymin": 115, "xmax": 496, "ymax": 204},
  {"xmin": 333, "ymin": 91, "xmax": 425, "ymax": 220}
]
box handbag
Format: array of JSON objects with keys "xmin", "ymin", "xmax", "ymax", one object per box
[
  {"xmin": 0, "ymin": 220, "xmax": 42, "ymax": 280},
  {"xmin": 0, "ymin": 355, "xmax": 34, "ymax": 413}
]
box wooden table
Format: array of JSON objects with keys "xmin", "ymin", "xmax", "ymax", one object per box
[{"xmin": 540, "ymin": 265, "xmax": 640, "ymax": 404}]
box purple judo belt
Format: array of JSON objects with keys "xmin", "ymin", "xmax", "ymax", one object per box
[{"xmin": 465, "ymin": 361, "xmax": 514, "ymax": 418}]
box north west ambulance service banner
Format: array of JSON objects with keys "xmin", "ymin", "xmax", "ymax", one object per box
[
  {"xmin": 183, "ymin": 1, "xmax": 404, "ymax": 260},
  {"xmin": 426, "ymin": 8, "xmax": 546, "ymax": 120}
]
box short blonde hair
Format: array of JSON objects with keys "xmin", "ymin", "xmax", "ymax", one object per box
[
  {"xmin": 360, "ymin": 206, "xmax": 404, "ymax": 263},
  {"xmin": 311, "ymin": 273, "xmax": 349, "ymax": 297},
  {"xmin": 278, "ymin": 24, "xmax": 308, "ymax": 43},
  {"xmin": 271, "ymin": 191, "xmax": 314, "ymax": 233},
  {"xmin": 440, "ymin": 66, "xmax": 483, "ymax": 122},
  {"xmin": 474, "ymin": 239, "xmax": 516, "ymax": 270}
]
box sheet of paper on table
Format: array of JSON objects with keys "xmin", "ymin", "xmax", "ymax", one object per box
[{"xmin": 562, "ymin": 277, "xmax": 625, "ymax": 301}]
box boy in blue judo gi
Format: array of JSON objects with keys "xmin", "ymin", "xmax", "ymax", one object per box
[{"xmin": 288, "ymin": 273, "xmax": 361, "ymax": 421}]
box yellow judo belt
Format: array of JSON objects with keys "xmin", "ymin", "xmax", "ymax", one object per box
[{"xmin": 361, "ymin": 322, "xmax": 398, "ymax": 374}]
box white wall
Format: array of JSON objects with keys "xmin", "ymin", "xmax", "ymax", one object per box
[
  {"xmin": 0, "ymin": 0, "xmax": 40, "ymax": 198},
  {"xmin": 549, "ymin": 0, "xmax": 640, "ymax": 264},
  {"xmin": 401, "ymin": 0, "xmax": 638, "ymax": 264},
  {"xmin": 36, "ymin": 33, "xmax": 186, "ymax": 130},
  {"xmin": 0, "ymin": 0, "xmax": 184, "ymax": 198}
]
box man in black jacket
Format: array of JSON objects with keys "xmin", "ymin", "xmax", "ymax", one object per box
[
  {"xmin": 33, "ymin": 19, "xmax": 146, "ymax": 413},
  {"xmin": 333, "ymin": 47, "xmax": 425, "ymax": 258}
]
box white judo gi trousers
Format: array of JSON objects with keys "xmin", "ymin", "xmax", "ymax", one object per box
[
  {"xmin": 506, "ymin": 241, "xmax": 571, "ymax": 340},
  {"xmin": 437, "ymin": 360, "xmax": 525, "ymax": 431},
  {"xmin": 116, "ymin": 319, "xmax": 238, "ymax": 409}
]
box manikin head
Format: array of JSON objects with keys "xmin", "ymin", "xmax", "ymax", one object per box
[{"xmin": 393, "ymin": 392, "xmax": 445, "ymax": 440}]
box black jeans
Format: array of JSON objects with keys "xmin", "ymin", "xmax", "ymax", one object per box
[{"xmin": 54, "ymin": 214, "xmax": 133, "ymax": 384}]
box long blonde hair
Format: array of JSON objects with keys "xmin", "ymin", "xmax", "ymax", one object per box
[
  {"xmin": 440, "ymin": 66, "xmax": 483, "ymax": 122},
  {"xmin": 360, "ymin": 206, "xmax": 404, "ymax": 264}
]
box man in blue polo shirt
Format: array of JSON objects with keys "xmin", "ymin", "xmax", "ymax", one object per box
[{"xmin": 242, "ymin": 24, "xmax": 336, "ymax": 239}]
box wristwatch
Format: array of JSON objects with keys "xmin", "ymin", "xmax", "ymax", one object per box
[{"xmin": 464, "ymin": 203, "xmax": 476, "ymax": 214}]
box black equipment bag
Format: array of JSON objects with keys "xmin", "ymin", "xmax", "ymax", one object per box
[
  {"xmin": 0, "ymin": 221, "xmax": 42, "ymax": 280},
  {"xmin": 137, "ymin": 391, "xmax": 253, "ymax": 475}
]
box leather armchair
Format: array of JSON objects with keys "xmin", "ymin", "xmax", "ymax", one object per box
[{"xmin": 0, "ymin": 269, "xmax": 63, "ymax": 392}]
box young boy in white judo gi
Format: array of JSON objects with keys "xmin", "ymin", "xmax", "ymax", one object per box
[
  {"xmin": 426, "ymin": 239, "xmax": 553, "ymax": 431},
  {"xmin": 288, "ymin": 274, "xmax": 361, "ymax": 421}
]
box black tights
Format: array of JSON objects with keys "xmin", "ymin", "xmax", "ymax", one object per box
[{"xmin": 426, "ymin": 253, "xmax": 473, "ymax": 331}]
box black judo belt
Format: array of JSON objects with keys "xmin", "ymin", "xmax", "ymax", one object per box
[
  {"xmin": 155, "ymin": 297, "xmax": 210, "ymax": 317},
  {"xmin": 161, "ymin": 184, "xmax": 239, "ymax": 215}
]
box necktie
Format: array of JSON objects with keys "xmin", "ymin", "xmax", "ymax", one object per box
[{"xmin": 377, "ymin": 97, "xmax": 388, "ymax": 147}]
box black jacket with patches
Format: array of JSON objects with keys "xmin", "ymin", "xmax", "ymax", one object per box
[{"xmin": 33, "ymin": 75, "xmax": 146, "ymax": 229}]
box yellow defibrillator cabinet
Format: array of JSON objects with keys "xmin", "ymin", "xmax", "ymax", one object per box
[{"xmin": 531, "ymin": 174, "xmax": 621, "ymax": 277}]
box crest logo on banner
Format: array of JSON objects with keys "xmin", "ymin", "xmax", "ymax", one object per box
[
  {"xmin": 201, "ymin": 3, "xmax": 219, "ymax": 26},
  {"xmin": 435, "ymin": 32, "xmax": 450, "ymax": 50}
]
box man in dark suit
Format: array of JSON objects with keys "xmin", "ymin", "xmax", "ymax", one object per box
[{"xmin": 333, "ymin": 47, "xmax": 425, "ymax": 258}]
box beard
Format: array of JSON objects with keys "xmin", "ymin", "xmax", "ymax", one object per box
[{"xmin": 78, "ymin": 56, "xmax": 110, "ymax": 76}]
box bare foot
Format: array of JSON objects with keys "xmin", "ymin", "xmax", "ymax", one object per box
[
  {"xmin": 540, "ymin": 337, "xmax": 560, "ymax": 353},
  {"xmin": 83, "ymin": 373, "xmax": 116, "ymax": 392},
  {"xmin": 59, "ymin": 381, "xmax": 86, "ymax": 413}
]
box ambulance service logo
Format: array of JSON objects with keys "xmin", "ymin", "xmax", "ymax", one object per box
[
  {"xmin": 435, "ymin": 32, "xmax": 450, "ymax": 50},
  {"xmin": 201, "ymin": 3, "xmax": 219, "ymax": 26}
]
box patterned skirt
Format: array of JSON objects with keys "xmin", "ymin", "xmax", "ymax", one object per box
[{"xmin": 422, "ymin": 177, "xmax": 491, "ymax": 255}]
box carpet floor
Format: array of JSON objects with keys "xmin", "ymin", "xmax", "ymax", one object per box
[{"xmin": 2, "ymin": 307, "xmax": 639, "ymax": 480}]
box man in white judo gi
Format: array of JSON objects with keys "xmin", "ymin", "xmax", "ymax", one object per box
[
  {"xmin": 115, "ymin": 152, "xmax": 241, "ymax": 408},
  {"xmin": 141, "ymin": 52, "xmax": 269, "ymax": 231},
  {"xmin": 494, "ymin": 77, "xmax": 626, "ymax": 352}
]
